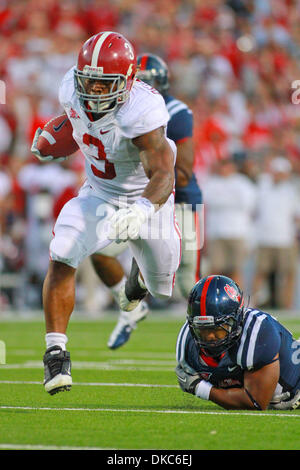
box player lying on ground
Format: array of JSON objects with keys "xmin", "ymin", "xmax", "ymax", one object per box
[
  {"xmin": 175, "ymin": 274, "xmax": 300, "ymax": 410},
  {"xmin": 31, "ymin": 31, "xmax": 181, "ymax": 395}
]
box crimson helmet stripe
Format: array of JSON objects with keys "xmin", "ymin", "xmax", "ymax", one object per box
[
  {"xmin": 139, "ymin": 54, "xmax": 149, "ymax": 71},
  {"xmin": 91, "ymin": 31, "xmax": 114, "ymax": 67},
  {"xmin": 200, "ymin": 275, "xmax": 215, "ymax": 316}
]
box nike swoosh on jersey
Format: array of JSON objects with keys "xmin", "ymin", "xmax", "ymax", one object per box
[
  {"xmin": 228, "ymin": 365, "xmax": 238, "ymax": 372},
  {"xmin": 53, "ymin": 118, "xmax": 68, "ymax": 132},
  {"xmin": 100, "ymin": 129, "xmax": 110, "ymax": 134}
]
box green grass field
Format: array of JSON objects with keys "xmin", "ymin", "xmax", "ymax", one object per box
[{"xmin": 0, "ymin": 312, "xmax": 300, "ymax": 451}]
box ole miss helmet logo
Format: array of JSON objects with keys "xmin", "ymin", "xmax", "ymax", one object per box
[{"xmin": 224, "ymin": 284, "xmax": 241, "ymax": 303}]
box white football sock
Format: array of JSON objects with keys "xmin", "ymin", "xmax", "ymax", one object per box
[{"xmin": 45, "ymin": 332, "xmax": 68, "ymax": 351}]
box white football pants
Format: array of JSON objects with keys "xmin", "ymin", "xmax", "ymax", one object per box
[{"xmin": 50, "ymin": 182, "xmax": 181, "ymax": 299}]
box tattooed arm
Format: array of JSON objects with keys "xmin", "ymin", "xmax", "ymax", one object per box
[{"xmin": 132, "ymin": 126, "xmax": 175, "ymax": 208}]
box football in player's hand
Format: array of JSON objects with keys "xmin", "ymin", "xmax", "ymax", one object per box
[{"xmin": 36, "ymin": 115, "xmax": 79, "ymax": 158}]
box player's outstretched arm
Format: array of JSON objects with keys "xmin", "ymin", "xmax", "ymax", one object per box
[
  {"xmin": 132, "ymin": 126, "xmax": 175, "ymax": 207},
  {"xmin": 209, "ymin": 358, "xmax": 279, "ymax": 410},
  {"xmin": 176, "ymin": 357, "xmax": 280, "ymax": 410}
]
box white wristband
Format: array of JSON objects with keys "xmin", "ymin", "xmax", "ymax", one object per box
[
  {"xmin": 195, "ymin": 381, "xmax": 213, "ymax": 400},
  {"xmin": 135, "ymin": 198, "xmax": 155, "ymax": 217}
]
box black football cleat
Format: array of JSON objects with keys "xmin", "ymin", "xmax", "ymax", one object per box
[
  {"xmin": 119, "ymin": 258, "xmax": 148, "ymax": 312},
  {"xmin": 43, "ymin": 346, "xmax": 72, "ymax": 395}
]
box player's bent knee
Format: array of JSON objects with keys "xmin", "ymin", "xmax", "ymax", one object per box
[
  {"xmin": 95, "ymin": 240, "xmax": 128, "ymax": 257},
  {"xmin": 144, "ymin": 274, "xmax": 175, "ymax": 300},
  {"xmin": 47, "ymin": 260, "xmax": 76, "ymax": 286},
  {"xmin": 50, "ymin": 235, "xmax": 83, "ymax": 269},
  {"xmin": 151, "ymin": 291, "xmax": 171, "ymax": 301}
]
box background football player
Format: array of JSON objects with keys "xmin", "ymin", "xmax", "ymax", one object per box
[
  {"xmin": 90, "ymin": 53, "xmax": 203, "ymax": 350},
  {"xmin": 175, "ymin": 275, "xmax": 300, "ymax": 410},
  {"xmin": 31, "ymin": 32, "xmax": 181, "ymax": 395}
]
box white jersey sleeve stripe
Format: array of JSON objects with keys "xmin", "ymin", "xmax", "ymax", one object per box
[
  {"xmin": 176, "ymin": 321, "xmax": 189, "ymax": 363},
  {"xmin": 166, "ymin": 99, "xmax": 182, "ymax": 111},
  {"xmin": 91, "ymin": 31, "xmax": 114, "ymax": 67},
  {"xmin": 168, "ymin": 103, "xmax": 190, "ymax": 118},
  {"xmin": 246, "ymin": 314, "xmax": 267, "ymax": 368},
  {"xmin": 237, "ymin": 310, "xmax": 259, "ymax": 366}
]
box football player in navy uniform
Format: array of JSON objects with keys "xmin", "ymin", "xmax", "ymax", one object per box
[
  {"xmin": 137, "ymin": 53, "xmax": 203, "ymax": 296},
  {"xmin": 176, "ymin": 275, "xmax": 300, "ymax": 410},
  {"xmin": 90, "ymin": 53, "xmax": 203, "ymax": 350}
]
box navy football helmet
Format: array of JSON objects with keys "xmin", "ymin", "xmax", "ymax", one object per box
[
  {"xmin": 137, "ymin": 53, "xmax": 169, "ymax": 95},
  {"xmin": 187, "ymin": 275, "xmax": 244, "ymax": 357}
]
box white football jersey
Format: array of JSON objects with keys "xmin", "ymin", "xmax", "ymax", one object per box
[{"xmin": 58, "ymin": 67, "xmax": 175, "ymax": 206}]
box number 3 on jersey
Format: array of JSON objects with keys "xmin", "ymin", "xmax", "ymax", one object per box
[{"xmin": 83, "ymin": 133, "xmax": 116, "ymax": 180}]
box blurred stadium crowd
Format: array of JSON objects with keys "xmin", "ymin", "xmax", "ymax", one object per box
[{"xmin": 1, "ymin": 0, "xmax": 300, "ymax": 313}]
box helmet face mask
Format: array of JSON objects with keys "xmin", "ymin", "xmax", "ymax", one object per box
[
  {"xmin": 137, "ymin": 53, "xmax": 169, "ymax": 95},
  {"xmin": 187, "ymin": 275, "xmax": 244, "ymax": 357},
  {"xmin": 136, "ymin": 69, "xmax": 156, "ymax": 87},
  {"xmin": 74, "ymin": 69, "xmax": 128, "ymax": 113},
  {"xmin": 188, "ymin": 313, "xmax": 242, "ymax": 357},
  {"xmin": 74, "ymin": 31, "xmax": 137, "ymax": 115}
]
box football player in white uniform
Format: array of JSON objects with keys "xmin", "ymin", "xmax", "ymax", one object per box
[{"xmin": 31, "ymin": 31, "xmax": 181, "ymax": 395}]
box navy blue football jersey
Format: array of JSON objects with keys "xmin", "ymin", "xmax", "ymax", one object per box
[
  {"xmin": 164, "ymin": 95, "xmax": 202, "ymax": 210},
  {"xmin": 176, "ymin": 308, "xmax": 300, "ymax": 395}
]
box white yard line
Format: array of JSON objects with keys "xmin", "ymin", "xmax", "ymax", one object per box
[
  {"xmin": 7, "ymin": 349, "xmax": 175, "ymax": 359},
  {"xmin": 0, "ymin": 404, "xmax": 299, "ymax": 418},
  {"xmin": 0, "ymin": 444, "xmax": 113, "ymax": 450},
  {"xmin": 1, "ymin": 361, "xmax": 174, "ymax": 371},
  {"xmin": 0, "ymin": 380, "xmax": 176, "ymax": 388}
]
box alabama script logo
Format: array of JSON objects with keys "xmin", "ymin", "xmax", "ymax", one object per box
[{"xmin": 69, "ymin": 108, "xmax": 80, "ymax": 119}]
